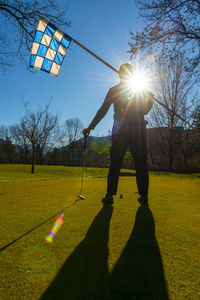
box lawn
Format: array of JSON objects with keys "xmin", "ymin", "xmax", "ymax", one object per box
[{"xmin": 0, "ymin": 164, "xmax": 200, "ymax": 299}]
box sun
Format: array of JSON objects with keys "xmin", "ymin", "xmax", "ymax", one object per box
[{"xmin": 128, "ymin": 71, "xmax": 150, "ymax": 94}]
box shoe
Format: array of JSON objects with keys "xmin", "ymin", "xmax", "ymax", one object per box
[
  {"xmin": 138, "ymin": 196, "xmax": 148, "ymax": 206},
  {"xmin": 102, "ymin": 194, "xmax": 113, "ymax": 206}
]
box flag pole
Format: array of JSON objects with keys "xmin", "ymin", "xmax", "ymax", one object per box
[
  {"xmin": 71, "ymin": 36, "xmax": 190, "ymax": 126},
  {"xmin": 72, "ymin": 38, "xmax": 119, "ymax": 74},
  {"xmin": 153, "ymin": 97, "xmax": 191, "ymax": 127}
]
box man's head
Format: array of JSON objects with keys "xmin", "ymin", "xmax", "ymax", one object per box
[{"xmin": 118, "ymin": 63, "xmax": 134, "ymax": 82}]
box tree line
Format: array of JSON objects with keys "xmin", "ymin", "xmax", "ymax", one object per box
[
  {"xmin": 0, "ymin": 101, "xmax": 199, "ymax": 173},
  {"xmin": 0, "ymin": 103, "xmax": 84, "ymax": 173}
]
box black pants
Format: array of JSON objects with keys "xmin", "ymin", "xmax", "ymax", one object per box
[{"xmin": 107, "ymin": 120, "xmax": 149, "ymax": 197}]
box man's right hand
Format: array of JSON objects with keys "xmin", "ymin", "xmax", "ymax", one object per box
[{"xmin": 83, "ymin": 127, "xmax": 91, "ymax": 138}]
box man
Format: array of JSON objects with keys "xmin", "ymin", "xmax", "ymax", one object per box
[{"xmin": 83, "ymin": 63, "xmax": 154, "ymax": 206}]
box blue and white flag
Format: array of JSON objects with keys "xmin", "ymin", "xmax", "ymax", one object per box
[{"xmin": 29, "ymin": 18, "xmax": 72, "ymax": 77}]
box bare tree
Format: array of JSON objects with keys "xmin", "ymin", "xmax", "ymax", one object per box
[
  {"xmin": 35, "ymin": 107, "xmax": 58, "ymax": 165},
  {"xmin": 0, "ymin": 125, "xmax": 16, "ymax": 163},
  {"xmin": 0, "ymin": 125, "xmax": 9, "ymax": 139},
  {"xmin": 65, "ymin": 118, "xmax": 83, "ymax": 145},
  {"xmin": 58, "ymin": 118, "xmax": 83, "ymax": 166},
  {"xmin": 193, "ymin": 105, "xmax": 200, "ymax": 130},
  {"xmin": 128, "ymin": 0, "xmax": 200, "ymax": 75},
  {"xmin": 10, "ymin": 124, "xmax": 30, "ymax": 163},
  {"xmin": 191, "ymin": 104, "xmax": 200, "ymax": 154},
  {"xmin": 0, "ymin": 0, "xmax": 71, "ymax": 71},
  {"xmin": 149, "ymin": 52, "xmax": 196, "ymax": 171},
  {"xmin": 17, "ymin": 103, "xmax": 57, "ymax": 173}
]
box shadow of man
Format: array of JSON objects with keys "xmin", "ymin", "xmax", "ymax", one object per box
[
  {"xmin": 109, "ymin": 205, "xmax": 169, "ymax": 300},
  {"xmin": 40, "ymin": 206, "xmax": 113, "ymax": 300}
]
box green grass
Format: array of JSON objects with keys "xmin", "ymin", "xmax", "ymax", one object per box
[{"xmin": 0, "ymin": 164, "xmax": 200, "ymax": 299}]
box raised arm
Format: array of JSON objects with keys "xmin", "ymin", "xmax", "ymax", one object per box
[
  {"xmin": 89, "ymin": 88, "xmax": 113, "ymax": 129},
  {"xmin": 83, "ymin": 88, "xmax": 113, "ymax": 137}
]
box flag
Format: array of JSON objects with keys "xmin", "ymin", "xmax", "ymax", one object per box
[{"xmin": 29, "ymin": 18, "xmax": 72, "ymax": 77}]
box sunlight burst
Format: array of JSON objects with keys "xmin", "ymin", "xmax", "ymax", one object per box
[{"xmin": 128, "ymin": 71, "xmax": 150, "ymax": 94}]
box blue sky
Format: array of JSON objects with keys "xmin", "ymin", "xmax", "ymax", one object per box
[{"xmin": 0, "ymin": 0, "xmax": 143, "ymax": 136}]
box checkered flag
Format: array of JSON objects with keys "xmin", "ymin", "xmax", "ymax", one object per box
[{"xmin": 29, "ymin": 18, "xmax": 72, "ymax": 77}]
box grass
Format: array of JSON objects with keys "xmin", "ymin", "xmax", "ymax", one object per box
[{"xmin": 0, "ymin": 164, "xmax": 200, "ymax": 299}]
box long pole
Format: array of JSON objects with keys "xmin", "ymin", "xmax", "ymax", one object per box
[
  {"xmin": 71, "ymin": 36, "xmax": 190, "ymax": 126},
  {"xmin": 153, "ymin": 97, "xmax": 191, "ymax": 126},
  {"xmin": 72, "ymin": 38, "xmax": 119, "ymax": 74}
]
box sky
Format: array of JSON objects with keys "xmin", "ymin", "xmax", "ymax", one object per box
[{"xmin": 0, "ymin": 0, "xmax": 143, "ymax": 136}]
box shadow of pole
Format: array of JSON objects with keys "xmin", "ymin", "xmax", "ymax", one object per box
[
  {"xmin": 40, "ymin": 206, "xmax": 113, "ymax": 300},
  {"xmin": 0, "ymin": 201, "xmax": 81, "ymax": 252},
  {"xmin": 109, "ymin": 205, "xmax": 170, "ymax": 299}
]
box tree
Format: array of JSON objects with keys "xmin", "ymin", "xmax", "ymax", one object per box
[
  {"xmin": 0, "ymin": 0, "xmax": 71, "ymax": 71},
  {"xmin": 10, "ymin": 124, "xmax": 30, "ymax": 163},
  {"xmin": 128, "ymin": 0, "xmax": 200, "ymax": 74},
  {"xmin": 191, "ymin": 104, "xmax": 200, "ymax": 154},
  {"xmin": 123, "ymin": 151, "xmax": 134, "ymax": 169},
  {"xmin": 0, "ymin": 125, "xmax": 8, "ymax": 139},
  {"xmin": 0, "ymin": 125, "xmax": 16, "ymax": 163},
  {"xmin": 35, "ymin": 106, "xmax": 58, "ymax": 164},
  {"xmin": 18, "ymin": 103, "xmax": 57, "ymax": 173},
  {"xmin": 44, "ymin": 147, "xmax": 62, "ymax": 165},
  {"xmin": 193, "ymin": 105, "xmax": 200, "ymax": 131},
  {"xmin": 58, "ymin": 118, "xmax": 83, "ymax": 166},
  {"xmin": 149, "ymin": 52, "xmax": 195, "ymax": 171},
  {"xmin": 100, "ymin": 144, "xmax": 111, "ymax": 166}
]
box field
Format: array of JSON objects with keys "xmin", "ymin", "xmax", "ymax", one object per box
[{"xmin": 0, "ymin": 164, "xmax": 200, "ymax": 299}]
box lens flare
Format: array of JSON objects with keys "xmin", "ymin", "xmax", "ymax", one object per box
[
  {"xmin": 128, "ymin": 71, "xmax": 150, "ymax": 93},
  {"xmin": 45, "ymin": 213, "xmax": 65, "ymax": 244}
]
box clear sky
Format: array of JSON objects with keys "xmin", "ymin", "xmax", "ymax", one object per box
[{"xmin": 0, "ymin": 0, "xmax": 142, "ymax": 136}]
